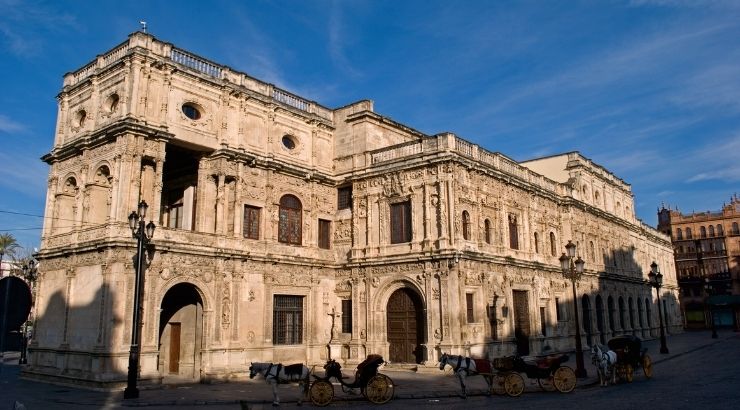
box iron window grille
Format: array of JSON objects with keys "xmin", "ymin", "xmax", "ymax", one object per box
[
  {"xmin": 273, "ymin": 295, "xmax": 303, "ymax": 345},
  {"xmin": 243, "ymin": 205, "xmax": 260, "ymax": 239},
  {"xmin": 341, "ymin": 299, "xmax": 352, "ymax": 333}
]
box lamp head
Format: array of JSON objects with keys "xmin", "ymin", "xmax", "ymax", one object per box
[
  {"xmin": 559, "ymin": 253, "xmax": 569, "ymax": 272},
  {"xmin": 574, "ymin": 256, "xmax": 585, "ymax": 274},
  {"xmin": 137, "ymin": 200, "xmax": 149, "ymax": 219},
  {"xmin": 565, "ymin": 240, "xmax": 576, "ymax": 258},
  {"xmin": 145, "ymin": 221, "xmax": 156, "ymax": 239},
  {"xmin": 128, "ymin": 211, "xmax": 138, "ymax": 231}
]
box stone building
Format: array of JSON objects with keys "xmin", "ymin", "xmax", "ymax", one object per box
[
  {"xmin": 657, "ymin": 196, "xmax": 740, "ymax": 330},
  {"xmin": 25, "ymin": 32, "xmax": 678, "ymax": 388}
]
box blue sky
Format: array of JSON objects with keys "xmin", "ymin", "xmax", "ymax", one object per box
[{"xmin": 1, "ymin": 0, "xmax": 739, "ymax": 249}]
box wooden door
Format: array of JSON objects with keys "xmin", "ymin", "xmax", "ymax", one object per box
[
  {"xmin": 387, "ymin": 289, "xmax": 423, "ymax": 363},
  {"xmin": 169, "ymin": 323, "xmax": 181, "ymax": 374},
  {"xmin": 513, "ymin": 290, "xmax": 530, "ymax": 355}
]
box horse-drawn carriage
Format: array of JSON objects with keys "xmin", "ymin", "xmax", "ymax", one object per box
[
  {"xmin": 607, "ymin": 335, "xmax": 653, "ymax": 382},
  {"xmin": 309, "ymin": 354, "xmax": 395, "ymax": 406},
  {"xmin": 491, "ymin": 353, "xmax": 577, "ymax": 396},
  {"xmin": 439, "ymin": 352, "xmax": 576, "ymax": 398}
]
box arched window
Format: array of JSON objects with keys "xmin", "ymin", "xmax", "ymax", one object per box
[
  {"xmin": 508, "ymin": 214, "xmax": 518, "ymax": 249},
  {"xmin": 637, "ymin": 298, "xmax": 644, "ymax": 328},
  {"xmin": 686, "ymin": 227, "xmax": 692, "ymax": 239},
  {"xmin": 733, "ymin": 222, "xmax": 739, "ymax": 235},
  {"xmin": 484, "ymin": 219, "xmax": 492, "ymax": 244},
  {"xmin": 628, "ymin": 297, "xmax": 635, "ymax": 330},
  {"xmin": 596, "ymin": 295, "xmax": 605, "ymax": 344},
  {"xmin": 607, "ymin": 296, "xmax": 616, "ymax": 332},
  {"xmin": 618, "ymin": 297, "xmax": 626, "ymax": 330},
  {"xmin": 549, "ymin": 232, "xmax": 556, "ymax": 256},
  {"xmin": 709, "ymin": 225, "xmax": 715, "ymax": 237},
  {"xmin": 589, "ymin": 241, "xmax": 595, "ymax": 262},
  {"xmin": 278, "ymin": 194, "xmax": 302, "ymax": 245},
  {"xmin": 462, "ymin": 210, "xmax": 470, "ymax": 240},
  {"xmin": 645, "ymin": 298, "xmax": 652, "ymax": 328},
  {"xmin": 676, "ymin": 228, "xmax": 683, "ymax": 240},
  {"xmin": 700, "ymin": 226, "xmax": 707, "ymax": 238},
  {"xmin": 534, "ymin": 232, "xmax": 539, "ymax": 253},
  {"xmin": 582, "ymin": 295, "xmax": 593, "ymax": 346},
  {"xmin": 717, "ymin": 224, "xmax": 724, "ymax": 236}
]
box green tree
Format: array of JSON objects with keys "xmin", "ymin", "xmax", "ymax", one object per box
[{"xmin": 0, "ymin": 233, "xmax": 20, "ymax": 277}]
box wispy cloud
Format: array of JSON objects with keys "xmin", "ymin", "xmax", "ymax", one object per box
[
  {"xmin": 327, "ymin": 2, "xmax": 362, "ymax": 79},
  {"xmin": 0, "ymin": 114, "xmax": 25, "ymax": 133},
  {"xmin": 0, "ymin": 0, "xmax": 77, "ymax": 57},
  {"xmin": 685, "ymin": 134, "xmax": 740, "ymax": 182},
  {"xmin": 0, "ymin": 150, "xmax": 47, "ymax": 198}
]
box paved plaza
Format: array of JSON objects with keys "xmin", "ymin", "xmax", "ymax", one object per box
[{"xmin": 1, "ymin": 330, "xmax": 735, "ymax": 408}]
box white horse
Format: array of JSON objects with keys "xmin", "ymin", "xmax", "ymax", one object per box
[
  {"xmin": 439, "ymin": 353, "xmax": 493, "ymax": 398},
  {"xmin": 590, "ymin": 344, "xmax": 617, "ymax": 386},
  {"xmin": 249, "ymin": 362, "xmax": 311, "ymax": 406}
]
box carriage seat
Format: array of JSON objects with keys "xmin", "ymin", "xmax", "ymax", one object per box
[
  {"xmin": 283, "ymin": 363, "xmax": 306, "ymax": 378},
  {"xmin": 472, "ymin": 359, "xmax": 492, "ymax": 374},
  {"xmin": 355, "ymin": 354, "xmax": 384, "ymax": 379},
  {"xmin": 523, "ymin": 354, "xmax": 567, "ymax": 369}
]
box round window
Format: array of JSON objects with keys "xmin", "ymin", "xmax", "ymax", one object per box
[
  {"xmin": 282, "ymin": 135, "xmax": 296, "ymax": 150},
  {"xmin": 182, "ymin": 103, "xmax": 201, "ymax": 120}
]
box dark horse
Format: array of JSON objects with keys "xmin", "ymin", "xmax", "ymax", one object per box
[{"xmin": 249, "ymin": 362, "xmax": 311, "ymax": 406}]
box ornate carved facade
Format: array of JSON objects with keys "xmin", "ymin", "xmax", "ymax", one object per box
[{"xmin": 25, "ymin": 32, "xmax": 678, "ymax": 388}]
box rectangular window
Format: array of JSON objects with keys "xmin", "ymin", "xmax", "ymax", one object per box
[
  {"xmin": 319, "ymin": 219, "xmax": 331, "ymax": 249},
  {"xmin": 243, "ymin": 205, "xmax": 260, "ymax": 239},
  {"xmin": 466, "ymin": 293, "xmax": 474, "ymax": 323},
  {"xmin": 164, "ymin": 189, "xmax": 185, "ymax": 229},
  {"xmin": 341, "ymin": 299, "xmax": 352, "ymax": 333},
  {"xmin": 555, "ymin": 297, "xmax": 563, "ymax": 321},
  {"xmin": 540, "ymin": 306, "xmax": 547, "ymax": 336},
  {"xmin": 338, "ymin": 186, "xmax": 352, "ymax": 210},
  {"xmin": 508, "ymin": 214, "xmax": 519, "ymax": 249},
  {"xmin": 273, "ymin": 295, "xmax": 303, "ymax": 345},
  {"xmin": 390, "ymin": 201, "xmax": 412, "ymax": 244},
  {"xmin": 489, "ymin": 305, "xmax": 498, "ymax": 340}
]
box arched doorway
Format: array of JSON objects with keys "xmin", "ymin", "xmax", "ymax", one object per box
[
  {"xmin": 386, "ymin": 288, "xmax": 425, "ymax": 364},
  {"xmin": 581, "ymin": 295, "xmax": 593, "ymax": 346},
  {"xmin": 595, "ymin": 295, "xmax": 605, "ymax": 344},
  {"xmin": 158, "ymin": 283, "xmax": 203, "ymax": 382}
]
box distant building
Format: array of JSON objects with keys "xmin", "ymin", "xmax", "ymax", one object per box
[
  {"xmin": 25, "ymin": 32, "xmax": 677, "ymax": 389},
  {"xmin": 657, "ymin": 195, "xmax": 740, "ymax": 330}
]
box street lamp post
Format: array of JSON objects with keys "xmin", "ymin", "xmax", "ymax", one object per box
[
  {"xmin": 123, "ymin": 201, "xmax": 155, "ymax": 400},
  {"xmin": 704, "ymin": 278, "xmax": 718, "ymax": 339},
  {"xmin": 19, "ymin": 259, "xmax": 38, "ymax": 365},
  {"xmin": 559, "ymin": 240, "xmax": 587, "ymax": 378},
  {"xmin": 648, "ymin": 262, "xmax": 669, "ymax": 354}
]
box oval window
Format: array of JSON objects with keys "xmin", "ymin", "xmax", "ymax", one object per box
[
  {"xmin": 76, "ymin": 110, "xmax": 87, "ymax": 127},
  {"xmin": 282, "ymin": 135, "xmax": 296, "ymax": 150},
  {"xmin": 182, "ymin": 103, "xmax": 201, "ymax": 120},
  {"xmin": 107, "ymin": 94, "xmax": 120, "ymax": 113}
]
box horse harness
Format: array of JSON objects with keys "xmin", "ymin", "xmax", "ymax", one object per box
[
  {"xmin": 450, "ymin": 355, "xmax": 473, "ymax": 374},
  {"xmin": 263, "ymin": 363, "xmax": 304, "ymax": 382}
]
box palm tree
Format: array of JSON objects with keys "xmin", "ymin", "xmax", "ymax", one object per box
[{"xmin": 0, "ymin": 233, "xmax": 20, "ymax": 277}]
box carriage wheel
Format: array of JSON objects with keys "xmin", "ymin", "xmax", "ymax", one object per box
[
  {"xmin": 491, "ymin": 373, "xmax": 507, "ymax": 395},
  {"xmin": 309, "ymin": 380, "xmax": 334, "ymax": 407},
  {"xmin": 537, "ymin": 376, "xmax": 555, "ymax": 392},
  {"xmin": 365, "ymin": 374, "xmax": 394, "ymax": 404},
  {"xmin": 642, "ymin": 355, "xmax": 653, "ymax": 379},
  {"xmin": 553, "ymin": 366, "xmax": 577, "ymax": 393},
  {"xmin": 504, "ymin": 373, "xmax": 525, "ymax": 397},
  {"xmin": 624, "ymin": 364, "xmax": 634, "ymax": 383}
]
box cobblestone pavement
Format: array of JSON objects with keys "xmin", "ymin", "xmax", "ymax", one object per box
[{"xmin": 1, "ymin": 330, "xmax": 734, "ymax": 408}]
